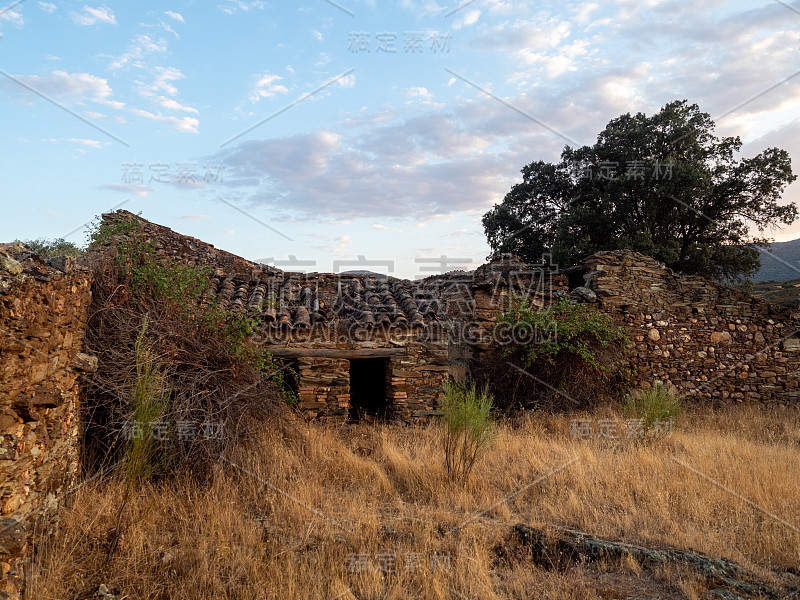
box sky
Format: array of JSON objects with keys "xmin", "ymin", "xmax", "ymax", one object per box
[{"xmin": 1, "ymin": 0, "xmax": 799, "ymax": 278}]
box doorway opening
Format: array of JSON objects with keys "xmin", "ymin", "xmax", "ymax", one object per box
[{"xmin": 349, "ymin": 358, "xmax": 388, "ymax": 421}]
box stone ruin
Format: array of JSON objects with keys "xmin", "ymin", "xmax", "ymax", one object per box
[
  {"xmin": 0, "ymin": 243, "xmax": 92, "ymax": 597},
  {"xmin": 1, "ymin": 211, "xmax": 800, "ymax": 596}
]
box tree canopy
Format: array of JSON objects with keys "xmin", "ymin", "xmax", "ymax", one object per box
[{"xmin": 482, "ymin": 100, "xmax": 797, "ymax": 281}]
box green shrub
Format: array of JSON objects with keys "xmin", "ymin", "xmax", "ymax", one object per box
[
  {"xmin": 476, "ymin": 296, "xmax": 633, "ymax": 410},
  {"xmin": 441, "ymin": 380, "xmax": 497, "ymax": 486},
  {"xmin": 498, "ymin": 296, "xmax": 629, "ymax": 371},
  {"xmin": 22, "ymin": 237, "xmax": 84, "ymax": 258},
  {"xmin": 622, "ymin": 381, "xmax": 683, "ymax": 433}
]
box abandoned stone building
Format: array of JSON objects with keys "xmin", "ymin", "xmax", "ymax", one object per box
[
  {"xmin": 4, "ymin": 210, "xmax": 800, "ymax": 595},
  {"xmin": 98, "ymin": 211, "xmax": 562, "ymax": 422},
  {"xmin": 94, "ymin": 210, "xmax": 800, "ymax": 416}
]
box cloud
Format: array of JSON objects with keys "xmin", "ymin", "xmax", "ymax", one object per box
[
  {"xmin": 214, "ymin": 119, "xmax": 515, "ymax": 220},
  {"xmin": 337, "ymin": 73, "xmax": 356, "ymax": 88},
  {"xmin": 164, "ymin": 10, "xmax": 184, "ymax": 23},
  {"xmin": 180, "ymin": 214, "xmax": 210, "ymax": 221},
  {"xmin": 407, "ymin": 87, "xmax": 432, "ymax": 100},
  {"xmin": 139, "ymin": 66, "xmax": 184, "ymax": 97},
  {"xmin": 109, "ymin": 34, "xmax": 168, "ymax": 70},
  {"xmin": 1, "ymin": 70, "xmax": 115, "ymax": 104},
  {"xmin": 219, "ymin": 0, "xmax": 264, "ymax": 15},
  {"xmin": 72, "ymin": 5, "xmax": 116, "ymax": 26},
  {"xmin": 134, "ymin": 67, "xmax": 197, "ymax": 115},
  {"xmin": 157, "ymin": 20, "xmax": 180, "ymax": 38},
  {"xmin": 129, "ymin": 108, "xmax": 199, "ymax": 133},
  {"xmin": 38, "ymin": 2, "xmax": 57, "ymax": 13},
  {"xmin": 68, "ymin": 138, "xmax": 102, "ymax": 148},
  {"xmin": 249, "ymin": 73, "xmax": 289, "ymax": 102},
  {"xmin": 101, "ymin": 183, "xmax": 153, "ymax": 196},
  {"xmin": 45, "ymin": 137, "xmax": 103, "ymax": 148},
  {"xmin": 0, "ymin": 5, "xmax": 24, "ymax": 25},
  {"xmin": 314, "ymin": 235, "xmax": 353, "ymax": 256},
  {"xmin": 453, "ymin": 9, "xmax": 480, "ymax": 29},
  {"xmin": 155, "ymin": 96, "xmax": 199, "ymax": 114}
]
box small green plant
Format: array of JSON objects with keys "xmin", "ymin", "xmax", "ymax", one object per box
[
  {"xmin": 441, "ymin": 380, "xmax": 497, "ymax": 486},
  {"xmin": 622, "ymin": 381, "xmax": 683, "ymax": 434},
  {"xmin": 124, "ymin": 315, "xmax": 171, "ymax": 482},
  {"xmin": 108, "ymin": 315, "xmax": 170, "ymax": 565},
  {"xmin": 88, "ymin": 212, "xmax": 139, "ymax": 247},
  {"xmin": 499, "ymin": 296, "xmax": 629, "ymax": 372}
]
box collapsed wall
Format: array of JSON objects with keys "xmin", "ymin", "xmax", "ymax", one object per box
[
  {"xmin": 0, "ymin": 244, "xmax": 93, "ymax": 598},
  {"xmin": 584, "ymin": 250, "xmax": 800, "ymax": 404}
]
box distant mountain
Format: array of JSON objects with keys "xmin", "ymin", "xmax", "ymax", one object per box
[
  {"xmin": 752, "ymin": 238, "xmax": 800, "ymax": 282},
  {"xmin": 341, "ymin": 270, "xmax": 390, "ymax": 278}
]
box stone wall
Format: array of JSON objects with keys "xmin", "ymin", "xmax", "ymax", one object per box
[
  {"xmin": 584, "ymin": 250, "xmax": 800, "ymax": 404},
  {"xmin": 0, "ymin": 244, "xmax": 93, "ymax": 598},
  {"xmin": 267, "ymin": 327, "xmax": 450, "ymax": 422}
]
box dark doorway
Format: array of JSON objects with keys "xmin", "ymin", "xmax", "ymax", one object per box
[{"xmin": 349, "ymin": 358, "xmax": 388, "ymax": 421}]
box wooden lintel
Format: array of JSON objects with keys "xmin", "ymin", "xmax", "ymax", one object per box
[{"xmin": 265, "ymin": 347, "xmax": 407, "ymax": 358}]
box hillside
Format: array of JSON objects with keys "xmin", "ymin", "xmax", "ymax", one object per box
[
  {"xmin": 750, "ymin": 278, "xmax": 800, "ymax": 306},
  {"xmin": 752, "ymin": 238, "xmax": 800, "ymax": 282}
]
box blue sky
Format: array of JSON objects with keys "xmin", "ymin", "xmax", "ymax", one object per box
[{"xmin": 1, "ymin": 0, "xmax": 799, "ymax": 277}]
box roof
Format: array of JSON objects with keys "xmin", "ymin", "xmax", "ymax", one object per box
[
  {"xmin": 209, "ymin": 268, "xmax": 444, "ymax": 331},
  {"xmin": 97, "ymin": 211, "xmax": 563, "ymax": 335},
  {"xmin": 99, "ymin": 211, "xmax": 446, "ymax": 332}
]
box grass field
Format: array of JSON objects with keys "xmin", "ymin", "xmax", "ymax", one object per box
[{"xmin": 28, "ymin": 404, "xmax": 800, "ymax": 600}]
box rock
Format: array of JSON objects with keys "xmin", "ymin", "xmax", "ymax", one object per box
[
  {"xmin": 647, "ymin": 328, "xmax": 660, "ymax": 342},
  {"xmin": 569, "ymin": 286, "xmax": 597, "ymax": 302},
  {"xmin": 47, "ymin": 256, "xmax": 75, "ymax": 273},
  {"xmin": 505, "ymin": 524, "xmax": 784, "ymax": 600},
  {"xmin": 0, "ymin": 519, "xmax": 25, "ymax": 559},
  {"xmin": 96, "ymin": 583, "xmax": 121, "ymax": 599},
  {"xmin": 71, "ymin": 353, "xmax": 98, "ymax": 373},
  {"xmin": 0, "ymin": 254, "xmax": 22, "ymax": 276},
  {"xmin": 754, "ymin": 331, "xmax": 765, "ymax": 345},
  {"xmin": 710, "ymin": 331, "xmax": 732, "ymax": 344},
  {"xmin": 782, "ymin": 338, "xmax": 800, "ymax": 352}
]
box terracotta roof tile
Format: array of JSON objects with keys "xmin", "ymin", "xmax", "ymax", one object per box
[{"xmin": 207, "ymin": 270, "xmax": 444, "ymax": 331}]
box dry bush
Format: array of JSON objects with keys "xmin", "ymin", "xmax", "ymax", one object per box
[
  {"xmin": 28, "ymin": 405, "xmax": 800, "ymax": 599},
  {"xmin": 80, "ymin": 215, "xmax": 288, "ymax": 478}
]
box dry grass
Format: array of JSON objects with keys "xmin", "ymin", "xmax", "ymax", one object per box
[{"xmin": 28, "ymin": 404, "xmax": 800, "ymax": 599}]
